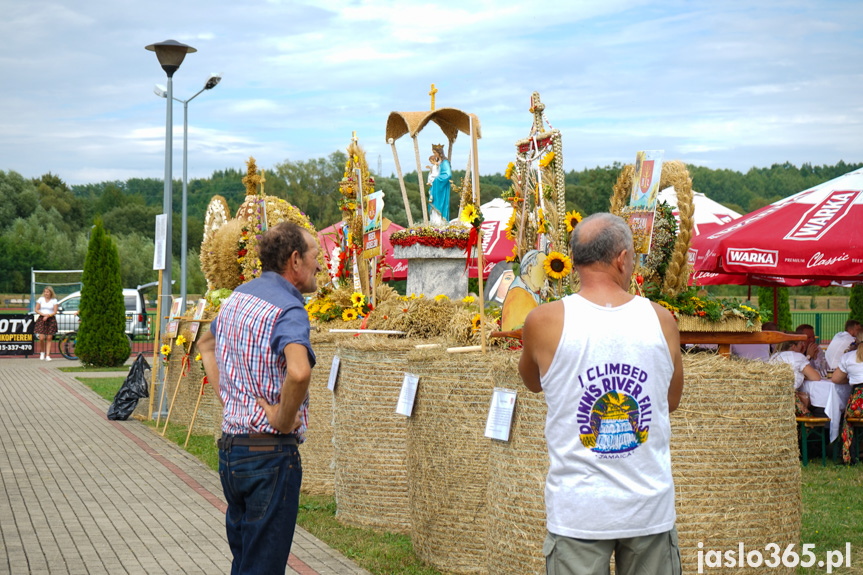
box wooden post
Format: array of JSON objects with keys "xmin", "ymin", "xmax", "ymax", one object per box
[
  {"xmin": 389, "ymin": 138, "xmax": 414, "ymax": 227},
  {"xmin": 355, "ymin": 168, "xmax": 370, "ymax": 299},
  {"xmin": 184, "ymin": 376, "xmax": 207, "ymax": 449},
  {"xmin": 148, "ymin": 269, "xmax": 163, "ymax": 420},
  {"xmin": 412, "ymin": 135, "xmax": 429, "ymax": 225},
  {"xmin": 471, "ymin": 116, "xmax": 486, "ymax": 354},
  {"xmin": 161, "ymin": 353, "xmax": 188, "ymax": 436}
]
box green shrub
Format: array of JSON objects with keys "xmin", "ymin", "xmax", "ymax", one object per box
[
  {"xmin": 850, "ymin": 284, "xmax": 863, "ymax": 325},
  {"xmin": 76, "ymin": 218, "xmax": 129, "ymax": 366}
]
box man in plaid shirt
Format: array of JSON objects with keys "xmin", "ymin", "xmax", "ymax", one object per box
[{"xmin": 198, "ymin": 221, "xmax": 321, "ymax": 574}]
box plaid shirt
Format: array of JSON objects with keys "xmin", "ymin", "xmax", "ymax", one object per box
[{"xmin": 212, "ymin": 271, "xmax": 315, "ymax": 441}]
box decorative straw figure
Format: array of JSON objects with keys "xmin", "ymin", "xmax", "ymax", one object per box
[{"xmin": 428, "ymin": 143, "xmax": 452, "ymax": 224}]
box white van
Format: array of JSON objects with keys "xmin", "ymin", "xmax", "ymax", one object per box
[{"xmin": 55, "ymin": 288, "xmax": 149, "ymax": 337}]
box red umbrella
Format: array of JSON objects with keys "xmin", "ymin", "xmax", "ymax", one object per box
[
  {"xmin": 465, "ymin": 198, "xmax": 517, "ymax": 278},
  {"xmin": 690, "ymin": 167, "xmax": 863, "ymax": 283},
  {"xmin": 318, "ymin": 218, "xmax": 407, "ymax": 281}
]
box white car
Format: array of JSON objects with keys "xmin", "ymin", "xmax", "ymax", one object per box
[{"xmin": 54, "ymin": 288, "xmax": 149, "ymax": 337}]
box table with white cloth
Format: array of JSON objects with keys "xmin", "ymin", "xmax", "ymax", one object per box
[{"xmin": 801, "ymin": 380, "xmax": 852, "ymax": 442}]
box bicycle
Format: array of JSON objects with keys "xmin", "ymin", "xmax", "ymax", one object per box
[{"xmin": 58, "ymin": 331, "xmax": 133, "ymax": 361}]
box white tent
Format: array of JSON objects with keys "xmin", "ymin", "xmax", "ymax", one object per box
[{"xmin": 657, "ymin": 186, "xmax": 742, "ymax": 236}]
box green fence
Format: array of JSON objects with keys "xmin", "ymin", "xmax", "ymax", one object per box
[{"xmin": 790, "ymin": 312, "xmax": 849, "ymax": 344}]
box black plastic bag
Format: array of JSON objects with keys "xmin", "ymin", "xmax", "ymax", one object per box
[{"xmin": 107, "ymin": 353, "xmax": 150, "ymax": 420}]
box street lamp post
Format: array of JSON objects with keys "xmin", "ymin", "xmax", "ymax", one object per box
[
  {"xmin": 145, "ymin": 39, "xmax": 196, "ymax": 343},
  {"xmin": 154, "ymin": 73, "xmax": 221, "ymax": 308}
]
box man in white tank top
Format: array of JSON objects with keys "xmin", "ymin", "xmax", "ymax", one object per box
[{"xmin": 519, "ymin": 212, "xmax": 684, "ymax": 575}]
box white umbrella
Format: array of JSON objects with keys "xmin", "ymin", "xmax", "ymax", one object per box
[{"xmin": 657, "ymin": 186, "xmax": 742, "ymax": 236}]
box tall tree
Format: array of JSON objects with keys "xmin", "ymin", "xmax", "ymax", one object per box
[
  {"xmin": 850, "ymin": 284, "xmax": 863, "ymax": 325},
  {"xmin": 76, "ymin": 218, "xmax": 129, "ymax": 366}
]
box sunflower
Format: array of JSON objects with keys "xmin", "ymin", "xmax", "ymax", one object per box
[
  {"xmin": 460, "ymin": 204, "xmax": 479, "ymax": 224},
  {"xmin": 505, "ymin": 212, "xmax": 517, "ymax": 240},
  {"xmin": 160, "ymin": 344, "xmax": 171, "ymax": 356},
  {"xmin": 543, "ymin": 251, "xmax": 573, "ymax": 280},
  {"xmin": 504, "ymin": 162, "xmax": 515, "ymax": 180},
  {"xmin": 342, "ymin": 308, "xmax": 358, "ymax": 321},
  {"xmin": 462, "ymin": 295, "xmax": 475, "ymax": 304},
  {"xmin": 539, "ymin": 151, "xmax": 555, "ymax": 168},
  {"xmin": 565, "ymin": 210, "xmax": 582, "ymax": 232},
  {"xmin": 175, "ymin": 335, "xmax": 186, "ymax": 347},
  {"xmin": 471, "ymin": 313, "xmax": 482, "ymax": 332},
  {"xmin": 350, "ymin": 292, "xmax": 365, "ymax": 307},
  {"xmin": 320, "ymin": 303, "xmax": 332, "ymax": 313}
]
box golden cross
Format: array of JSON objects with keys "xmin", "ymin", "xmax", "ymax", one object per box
[
  {"xmin": 259, "ymin": 169, "xmax": 266, "ymax": 196},
  {"xmin": 351, "ymin": 130, "xmax": 358, "ymax": 143},
  {"xmin": 429, "ymin": 83, "xmax": 438, "ymax": 111}
]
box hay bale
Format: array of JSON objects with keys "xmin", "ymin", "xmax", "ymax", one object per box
[
  {"xmin": 671, "ymin": 354, "xmax": 799, "ymax": 574},
  {"xmin": 486, "ymin": 353, "xmax": 800, "ymax": 575},
  {"xmin": 301, "ymin": 331, "xmax": 347, "ymax": 496},
  {"xmin": 405, "ymin": 348, "xmax": 498, "ymax": 574},
  {"xmin": 332, "ymin": 336, "xmax": 416, "ymax": 533},
  {"xmin": 487, "ymin": 354, "xmax": 547, "ymax": 575}
]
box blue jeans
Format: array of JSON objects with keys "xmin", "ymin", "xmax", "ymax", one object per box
[{"xmin": 219, "ymin": 443, "xmax": 302, "ymax": 575}]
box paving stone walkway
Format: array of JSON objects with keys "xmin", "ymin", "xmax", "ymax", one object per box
[{"xmin": 0, "ymin": 358, "xmax": 370, "ymax": 574}]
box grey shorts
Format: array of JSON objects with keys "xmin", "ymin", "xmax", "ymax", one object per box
[{"xmin": 544, "ymin": 527, "xmax": 682, "ymax": 575}]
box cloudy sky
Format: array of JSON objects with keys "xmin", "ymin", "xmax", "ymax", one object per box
[{"xmin": 2, "ymin": 0, "xmax": 862, "ymax": 186}]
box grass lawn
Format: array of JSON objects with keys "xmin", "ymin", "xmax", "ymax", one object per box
[
  {"xmin": 61, "ymin": 366, "xmax": 130, "ymax": 373},
  {"xmin": 76, "ymin": 375, "xmax": 861, "ymax": 574}
]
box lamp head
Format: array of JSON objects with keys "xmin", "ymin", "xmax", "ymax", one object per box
[
  {"xmin": 145, "ymin": 39, "xmax": 197, "ymax": 78},
  {"xmin": 204, "ymin": 73, "xmax": 222, "ymax": 90},
  {"xmin": 153, "ymin": 84, "xmax": 168, "ymax": 98}
]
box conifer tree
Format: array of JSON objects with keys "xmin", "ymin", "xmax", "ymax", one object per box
[
  {"xmin": 850, "ymin": 284, "xmax": 863, "ymax": 325},
  {"xmin": 76, "ymin": 218, "xmax": 130, "ymax": 366},
  {"xmin": 758, "ymin": 286, "xmax": 792, "ymax": 331}
]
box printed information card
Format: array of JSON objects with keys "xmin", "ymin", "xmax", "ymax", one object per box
[
  {"xmin": 395, "ymin": 372, "xmax": 420, "ymax": 417},
  {"xmin": 484, "ymin": 387, "xmax": 517, "ymax": 441},
  {"xmin": 327, "ymin": 355, "xmax": 341, "ymax": 391}
]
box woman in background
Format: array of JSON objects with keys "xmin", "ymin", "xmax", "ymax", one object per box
[
  {"xmin": 832, "ymin": 340, "xmax": 863, "ymax": 463},
  {"xmin": 34, "ymin": 286, "xmax": 58, "ymax": 361}
]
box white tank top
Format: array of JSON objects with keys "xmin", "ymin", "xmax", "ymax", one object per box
[{"xmin": 540, "ymin": 294, "xmax": 676, "ymax": 539}]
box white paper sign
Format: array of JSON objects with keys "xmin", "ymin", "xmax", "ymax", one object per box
[
  {"xmin": 396, "ymin": 373, "xmax": 420, "ymax": 417},
  {"xmin": 484, "ymin": 388, "xmax": 517, "ymax": 441},
  {"xmin": 327, "ymin": 355, "xmax": 341, "ymax": 391},
  {"xmin": 153, "ymin": 214, "xmax": 168, "ymax": 270}
]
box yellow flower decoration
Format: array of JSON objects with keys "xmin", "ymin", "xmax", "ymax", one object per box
[
  {"xmin": 175, "ymin": 335, "xmax": 187, "ymax": 347},
  {"xmin": 505, "ymin": 212, "xmax": 517, "ymax": 240},
  {"xmin": 504, "ymin": 162, "xmax": 515, "ymax": 180},
  {"xmin": 160, "ymin": 344, "xmax": 171, "ymax": 356},
  {"xmin": 342, "ymin": 308, "xmax": 358, "ymax": 321},
  {"xmin": 350, "ymin": 292, "xmax": 365, "ymax": 307},
  {"xmin": 434, "ymin": 294, "xmax": 449, "ymax": 302},
  {"xmin": 471, "ymin": 313, "xmax": 482, "ymax": 332},
  {"xmin": 195, "ymin": 353, "xmax": 201, "ymax": 362},
  {"xmin": 462, "ymin": 296, "xmax": 475, "ymax": 304},
  {"xmin": 543, "ymin": 251, "xmax": 572, "ymax": 280},
  {"xmin": 460, "ymin": 204, "xmax": 478, "ymax": 224},
  {"xmin": 539, "ymin": 151, "xmax": 555, "ymax": 168},
  {"xmin": 320, "ymin": 303, "xmax": 332, "ymax": 313},
  {"xmin": 306, "ymin": 302, "xmax": 320, "ymax": 314},
  {"xmin": 565, "ymin": 210, "xmax": 583, "ymax": 233}
]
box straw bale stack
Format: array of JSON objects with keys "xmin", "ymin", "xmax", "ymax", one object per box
[
  {"xmin": 487, "ymin": 354, "xmax": 547, "ymax": 575},
  {"xmin": 671, "ymin": 354, "xmax": 799, "ymax": 574},
  {"xmin": 143, "ymin": 319, "xmax": 222, "ymax": 434},
  {"xmin": 301, "ymin": 331, "xmax": 348, "ymax": 496},
  {"xmin": 485, "ymin": 353, "xmax": 800, "ymax": 575},
  {"xmin": 405, "ymin": 348, "xmax": 499, "ymax": 574},
  {"xmin": 332, "ymin": 336, "xmax": 417, "ymax": 533}
]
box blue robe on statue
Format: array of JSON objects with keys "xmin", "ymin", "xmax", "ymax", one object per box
[{"xmin": 429, "ymin": 159, "xmax": 451, "ymax": 222}]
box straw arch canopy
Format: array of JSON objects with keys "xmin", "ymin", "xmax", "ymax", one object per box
[{"xmin": 385, "ymin": 108, "xmax": 482, "ymax": 143}]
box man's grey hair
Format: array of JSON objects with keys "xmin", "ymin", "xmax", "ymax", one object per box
[
  {"xmin": 519, "ymin": 249, "xmax": 543, "ymax": 277},
  {"xmin": 569, "ymin": 213, "xmax": 633, "ymax": 266}
]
